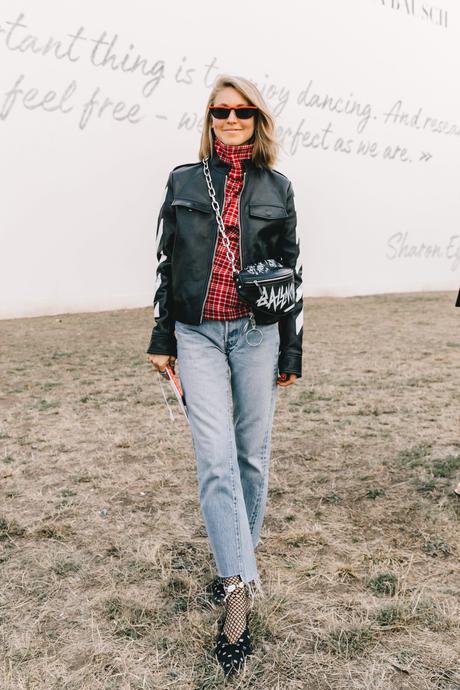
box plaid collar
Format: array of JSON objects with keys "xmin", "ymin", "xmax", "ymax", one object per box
[{"xmin": 213, "ymin": 135, "xmax": 254, "ymax": 165}]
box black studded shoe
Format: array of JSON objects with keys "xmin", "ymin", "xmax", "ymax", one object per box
[
  {"xmin": 214, "ymin": 579, "xmax": 253, "ymax": 677},
  {"xmin": 215, "ymin": 623, "xmax": 252, "ymax": 677},
  {"xmin": 209, "ymin": 577, "xmax": 225, "ymax": 605}
]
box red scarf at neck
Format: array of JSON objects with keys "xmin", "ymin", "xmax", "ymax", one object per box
[{"xmin": 214, "ymin": 136, "xmax": 254, "ymax": 173}]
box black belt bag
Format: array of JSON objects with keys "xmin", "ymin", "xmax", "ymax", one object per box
[
  {"xmin": 202, "ymin": 157, "xmax": 295, "ymax": 318},
  {"xmin": 234, "ymin": 260, "xmax": 295, "ymax": 316}
]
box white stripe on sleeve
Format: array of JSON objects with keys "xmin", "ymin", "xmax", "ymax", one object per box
[{"xmin": 295, "ymin": 310, "xmax": 303, "ymax": 336}]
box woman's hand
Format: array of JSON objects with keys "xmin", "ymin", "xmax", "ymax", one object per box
[
  {"xmin": 147, "ymin": 353, "xmax": 177, "ymax": 373},
  {"xmin": 277, "ymin": 373, "xmax": 298, "ymax": 387}
]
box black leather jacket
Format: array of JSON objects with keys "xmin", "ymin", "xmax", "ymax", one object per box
[{"xmin": 146, "ymin": 147, "xmax": 304, "ymax": 377}]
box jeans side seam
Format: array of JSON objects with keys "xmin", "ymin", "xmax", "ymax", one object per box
[
  {"xmin": 248, "ymin": 392, "xmax": 275, "ymax": 532},
  {"xmin": 248, "ymin": 352, "xmax": 278, "ymax": 532},
  {"xmin": 226, "ymin": 365, "xmax": 245, "ymax": 578}
]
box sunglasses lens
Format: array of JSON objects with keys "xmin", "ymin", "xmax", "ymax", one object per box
[
  {"xmin": 210, "ymin": 107, "xmax": 257, "ymax": 119},
  {"xmin": 237, "ymin": 108, "xmax": 257, "ymax": 119},
  {"xmin": 210, "ymin": 108, "xmax": 231, "ymax": 119}
]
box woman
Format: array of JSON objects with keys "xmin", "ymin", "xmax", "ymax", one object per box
[{"xmin": 146, "ymin": 74, "xmax": 303, "ymax": 676}]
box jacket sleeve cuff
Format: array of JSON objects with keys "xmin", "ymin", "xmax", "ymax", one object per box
[
  {"xmin": 146, "ymin": 333, "xmax": 177, "ymax": 357},
  {"xmin": 278, "ymin": 352, "xmax": 302, "ymax": 378}
]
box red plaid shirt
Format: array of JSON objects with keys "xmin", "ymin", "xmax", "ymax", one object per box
[{"xmin": 202, "ymin": 136, "xmax": 254, "ymax": 320}]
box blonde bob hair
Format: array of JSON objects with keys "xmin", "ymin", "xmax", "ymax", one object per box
[{"xmin": 198, "ymin": 74, "xmax": 280, "ymax": 169}]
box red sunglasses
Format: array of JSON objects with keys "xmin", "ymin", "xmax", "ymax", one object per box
[{"xmin": 208, "ymin": 105, "xmax": 258, "ymax": 120}]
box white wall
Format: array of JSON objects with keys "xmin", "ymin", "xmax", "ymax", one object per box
[{"xmin": 1, "ymin": 0, "xmax": 459, "ymax": 318}]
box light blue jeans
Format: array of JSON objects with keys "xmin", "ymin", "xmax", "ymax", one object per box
[{"xmin": 174, "ymin": 316, "xmax": 280, "ymax": 594}]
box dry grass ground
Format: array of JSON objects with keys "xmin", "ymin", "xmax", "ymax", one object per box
[{"xmin": 0, "ymin": 291, "xmax": 459, "ymax": 690}]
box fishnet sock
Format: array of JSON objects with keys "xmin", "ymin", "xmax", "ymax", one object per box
[{"xmin": 222, "ymin": 575, "xmax": 249, "ymax": 644}]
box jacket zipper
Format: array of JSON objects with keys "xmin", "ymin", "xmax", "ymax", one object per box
[
  {"xmin": 200, "ymin": 174, "xmax": 228, "ymax": 323},
  {"xmin": 238, "ymin": 171, "xmax": 259, "ymax": 331},
  {"xmin": 238, "ymin": 172, "xmax": 247, "ymax": 270}
]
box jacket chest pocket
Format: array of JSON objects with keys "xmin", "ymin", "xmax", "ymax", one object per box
[
  {"xmin": 249, "ymin": 204, "xmax": 288, "ymax": 221},
  {"xmin": 171, "ymin": 198, "xmax": 213, "ymax": 247},
  {"xmin": 248, "ymin": 205, "xmax": 288, "ymax": 247},
  {"xmin": 172, "ymin": 198, "xmax": 212, "ymax": 214}
]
